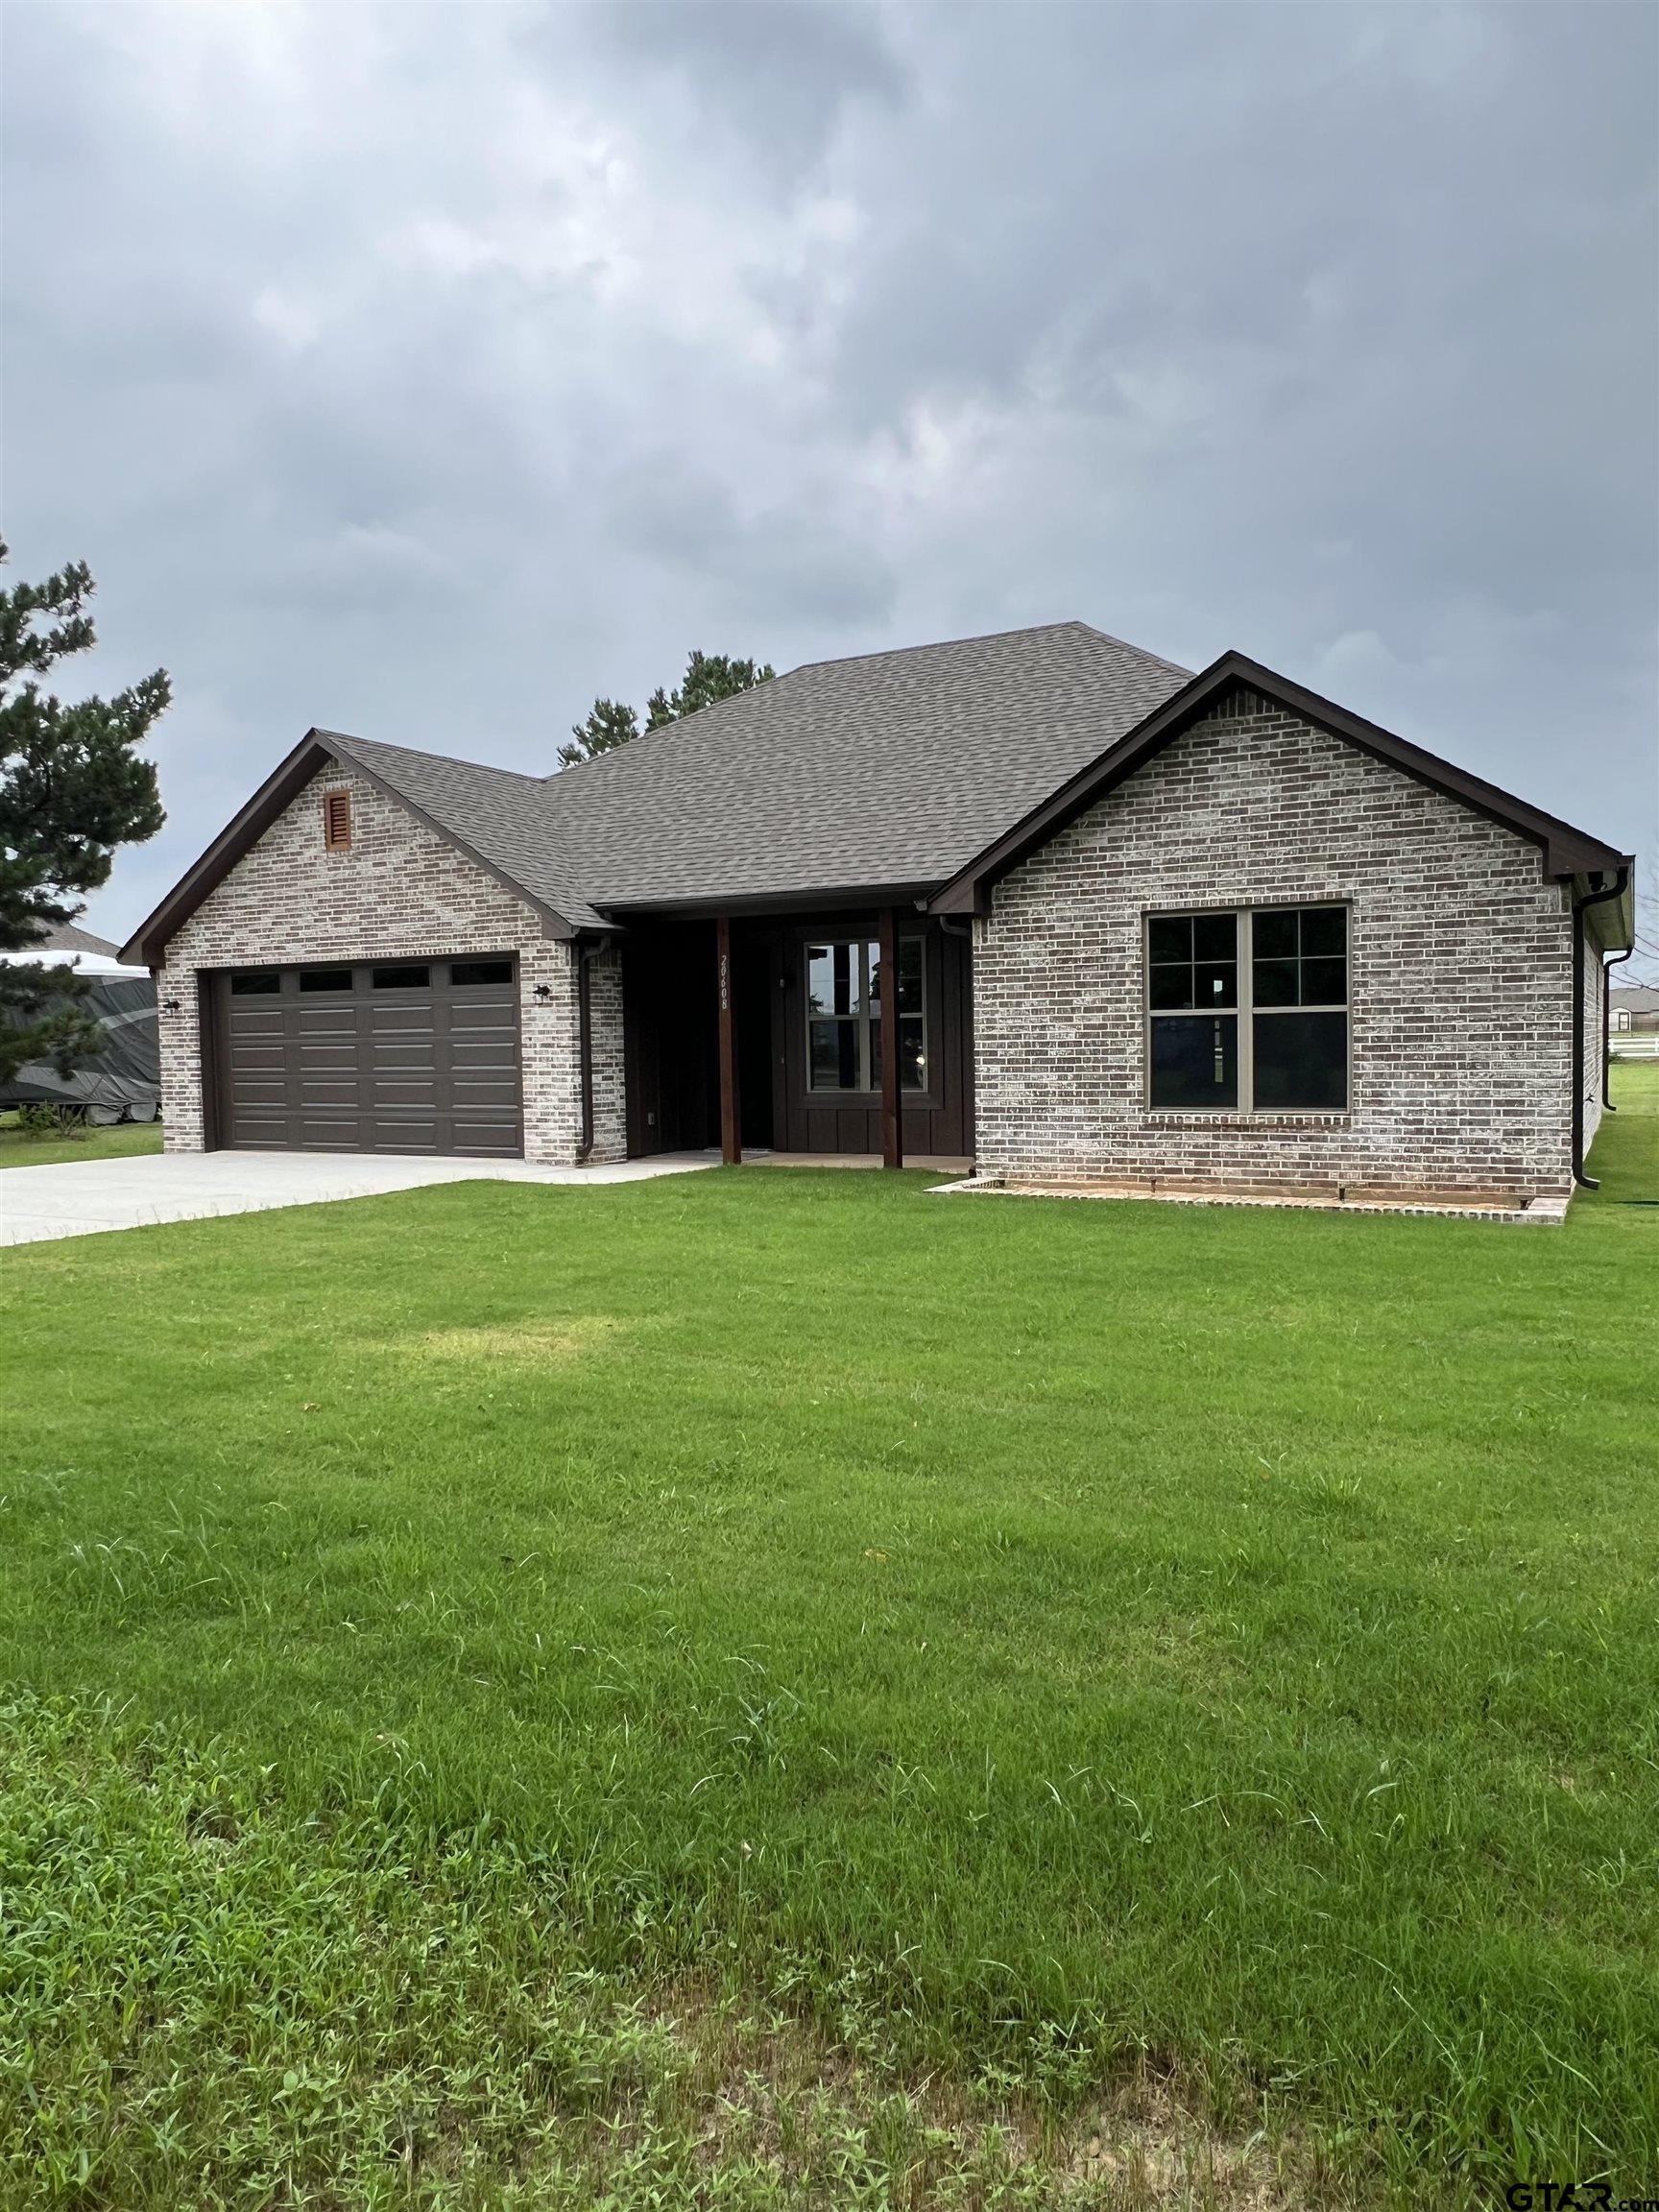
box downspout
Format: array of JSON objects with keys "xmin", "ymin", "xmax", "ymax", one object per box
[
  {"xmin": 1602, "ymin": 941, "xmax": 1632, "ymax": 1109},
  {"xmin": 575, "ymin": 935, "xmax": 613, "ymax": 1163},
  {"xmin": 1570, "ymin": 867, "xmax": 1629, "ymax": 1189}
]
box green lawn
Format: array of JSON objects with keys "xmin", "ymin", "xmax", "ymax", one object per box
[
  {"xmin": 2, "ymin": 1070, "xmax": 1655, "ymax": 2208},
  {"xmin": 0, "ymin": 1113, "xmax": 164, "ymax": 1168}
]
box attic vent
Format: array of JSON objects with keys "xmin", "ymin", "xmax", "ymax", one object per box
[
  {"xmin": 1207, "ymin": 682, "xmax": 1276, "ymax": 720},
  {"xmin": 323, "ymin": 788, "xmax": 352, "ymax": 851}
]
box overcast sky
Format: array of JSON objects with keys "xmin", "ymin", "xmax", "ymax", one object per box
[{"xmin": 5, "ymin": 1, "xmax": 1655, "ymax": 947}]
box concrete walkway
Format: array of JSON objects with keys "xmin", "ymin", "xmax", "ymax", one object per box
[{"xmin": 0, "ymin": 1148, "xmax": 718, "ymax": 1247}]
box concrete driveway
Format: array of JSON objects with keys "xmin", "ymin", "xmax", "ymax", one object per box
[{"xmin": 0, "ymin": 1147, "xmax": 717, "ymax": 1247}]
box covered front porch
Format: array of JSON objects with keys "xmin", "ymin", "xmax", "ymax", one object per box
[{"xmin": 617, "ymin": 905, "xmax": 974, "ymax": 1169}]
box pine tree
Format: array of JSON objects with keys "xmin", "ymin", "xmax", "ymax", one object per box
[
  {"xmin": 0, "ymin": 541, "xmax": 169, "ymax": 1083},
  {"xmin": 558, "ymin": 697, "xmax": 640, "ymax": 769},
  {"xmin": 559, "ymin": 648, "xmax": 773, "ymax": 768}
]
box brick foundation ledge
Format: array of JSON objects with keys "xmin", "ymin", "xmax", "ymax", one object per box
[{"xmin": 926, "ymin": 1176, "xmax": 1570, "ymax": 1226}]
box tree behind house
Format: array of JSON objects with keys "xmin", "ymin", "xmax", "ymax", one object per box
[
  {"xmin": 560, "ymin": 648, "xmax": 774, "ymax": 768},
  {"xmin": 0, "ymin": 542, "xmax": 169, "ymax": 1084}
]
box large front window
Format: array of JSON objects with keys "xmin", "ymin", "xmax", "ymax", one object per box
[
  {"xmin": 806, "ymin": 937, "xmax": 926, "ymax": 1092},
  {"xmin": 1147, "ymin": 905, "xmax": 1348, "ymax": 1112}
]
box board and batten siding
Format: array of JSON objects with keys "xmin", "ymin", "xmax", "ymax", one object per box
[
  {"xmin": 971, "ymin": 697, "xmax": 1578, "ymax": 1196},
  {"xmin": 154, "ymin": 757, "xmax": 626, "ymax": 1166}
]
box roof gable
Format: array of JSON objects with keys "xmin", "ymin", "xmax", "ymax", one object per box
[
  {"xmin": 119, "ymin": 731, "xmax": 583, "ymax": 966},
  {"xmin": 928, "ymin": 650, "xmax": 1633, "ymax": 924}
]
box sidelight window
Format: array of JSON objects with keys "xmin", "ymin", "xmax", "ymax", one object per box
[
  {"xmin": 1146, "ymin": 905, "xmax": 1348, "ymax": 1113},
  {"xmin": 805, "ymin": 937, "xmax": 926, "ymax": 1093}
]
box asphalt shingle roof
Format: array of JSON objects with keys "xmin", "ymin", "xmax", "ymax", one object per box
[
  {"xmin": 329, "ymin": 621, "xmax": 1192, "ymax": 926},
  {"xmin": 31, "ymin": 920, "xmax": 123, "ymax": 958}
]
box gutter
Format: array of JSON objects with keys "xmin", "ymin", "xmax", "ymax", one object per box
[
  {"xmin": 1602, "ymin": 940, "xmax": 1633, "ymax": 1110},
  {"xmin": 1570, "ymin": 867, "xmax": 1629, "ymax": 1190},
  {"xmin": 575, "ymin": 934, "xmax": 613, "ymax": 1162}
]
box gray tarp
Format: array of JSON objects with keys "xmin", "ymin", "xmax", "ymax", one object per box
[{"xmin": 3, "ymin": 974, "xmax": 160, "ymax": 1120}]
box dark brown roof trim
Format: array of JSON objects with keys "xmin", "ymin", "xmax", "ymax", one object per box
[
  {"xmin": 929, "ymin": 650, "xmax": 1633, "ymax": 918},
  {"xmin": 119, "ymin": 729, "xmax": 578, "ymax": 967},
  {"xmin": 592, "ymin": 879, "xmax": 938, "ymax": 924}
]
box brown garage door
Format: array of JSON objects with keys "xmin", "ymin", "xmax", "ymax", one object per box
[{"xmin": 210, "ymin": 957, "xmax": 522, "ymax": 1155}]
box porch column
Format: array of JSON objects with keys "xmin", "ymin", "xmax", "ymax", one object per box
[
  {"xmin": 716, "ymin": 913, "xmax": 741, "ymax": 1164},
  {"xmin": 878, "ymin": 905, "xmax": 903, "ymax": 1169}
]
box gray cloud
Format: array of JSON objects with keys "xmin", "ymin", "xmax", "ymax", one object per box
[{"xmin": 2, "ymin": 0, "xmax": 1653, "ymax": 951}]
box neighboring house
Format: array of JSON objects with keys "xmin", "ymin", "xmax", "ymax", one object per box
[
  {"xmin": 1611, "ymin": 985, "xmax": 1659, "ymax": 1034},
  {"xmin": 29, "ymin": 921, "xmax": 126, "ymax": 964},
  {"xmin": 120, "ymin": 625, "xmax": 1635, "ymax": 1201}
]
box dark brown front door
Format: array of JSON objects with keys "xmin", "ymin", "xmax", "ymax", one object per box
[{"xmin": 210, "ymin": 957, "xmax": 521, "ymax": 1156}]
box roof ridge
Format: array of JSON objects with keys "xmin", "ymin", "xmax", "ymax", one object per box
[
  {"xmin": 320, "ymin": 728, "xmax": 551, "ymax": 789},
  {"xmin": 540, "ymin": 671, "xmax": 786, "ymax": 787},
  {"xmin": 541, "ymin": 620, "xmax": 1191, "ymax": 788},
  {"xmin": 789, "ymin": 617, "xmax": 1133, "ymax": 677},
  {"xmin": 1072, "ymin": 621, "xmax": 1193, "ymax": 681}
]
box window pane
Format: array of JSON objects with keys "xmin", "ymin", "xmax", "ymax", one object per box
[
  {"xmin": 229, "ymin": 972, "xmax": 279, "ymax": 995},
  {"xmin": 1192, "ymin": 912, "xmax": 1238, "ymax": 962},
  {"xmin": 810, "ymin": 1018, "xmax": 860, "ymax": 1090},
  {"xmin": 899, "ymin": 1015, "xmax": 925, "ymax": 1089},
  {"xmin": 450, "ymin": 959, "xmax": 513, "ymax": 987},
  {"xmin": 1148, "ymin": 915, "xmax": 1191, "ymax": 963},
  {"xmin": 1252, "ymin": 910, "xmax": 1297, "ymax": 959},
  {"xmin": 1299, "ymin": 906, "xmax": 1346, "ymax": 957},
  {"xmin": 1253, "ymin": 1012, "xmax": 1347, "ymax": 1110},
  {"xmin": 1253, "ymin": 956, "xmax": 1299, "ymax": 1007},
  {"xmin": 807, "ymin": 942, "xmax": 865, "ymax": 1019},
  {"xmin": 1193, "ymin": 960, "xmax": 1237, "ymax": 1008},
  {"xmin": 372, "ymin": 964, "xmax": 429, "ymax": 990},
  {"xmin": 1149, "ymin": 963, "xmax": 1195, "ymax": 1012},
  {"xmin": 300, "ymin": 968, "xmax": 353, "ymax": 993},
  {"xmin": 1149, "ymin": 1015, "xmax": 1238, "ymax": 1109},
  {"xmin": 1302, "ymin": 956, "xmax": 1346, "ymax": 1005},
  {"xmin": 896, "ymin": 938, "xmax": 924, "ymax": 1014}
]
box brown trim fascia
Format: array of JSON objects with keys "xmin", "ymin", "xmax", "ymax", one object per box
[
  {"xmin": 593, "ymin": 880, "xmax": 938, "ymax": 923},
  {"xmin": 119, "ymin": 728, "xmax": 580, "ymax": 967},
  {"xmin": 120, "ymin": 732, "xmax": 335, "ymax": 967},
  {"xmin": 928, "ymin": 650, "xmax": 1631, "ymax": 916}
]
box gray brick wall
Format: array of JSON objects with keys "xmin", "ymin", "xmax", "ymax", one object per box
[
  {"xmin": 156, "ymin": 759, "xmax": 627, "ymax": 1166},
  {"xmin": 973, "ymin": 699, "xmax": 1577, "ymax": 1196}
]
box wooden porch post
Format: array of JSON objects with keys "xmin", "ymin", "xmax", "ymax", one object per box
[
  {"xmin": 878, "ymin": 905, "xmax": 902, "ymax": 1169},
  {"xmin": 716, "ymin": 914, "xmax": 741, "ymax": 1164}
]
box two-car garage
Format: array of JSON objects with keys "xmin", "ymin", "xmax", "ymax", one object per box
[{"xmin": 207, "ymin": 956, "xmax": 522, "ymax": 1156}]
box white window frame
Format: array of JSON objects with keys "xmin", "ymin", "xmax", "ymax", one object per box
[{"xmin": 1143, "ymin": 903, "xmax": 1351, "ymax": 1115}]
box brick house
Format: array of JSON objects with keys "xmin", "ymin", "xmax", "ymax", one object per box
[
  {"xmin": 121, "ymin": 624, "xmax": 1634, "ymax": 1206},
  {"xmin": 1611, "ymin": 986, "xmax": 1659, "ymax": 1035}
]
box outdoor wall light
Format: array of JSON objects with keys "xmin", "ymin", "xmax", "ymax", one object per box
[
  {"xmin": 533, "ymin": 982, "xmax": 554, "ymax": 1001},
  {"xmin": 162, "ymin": 998, "xmax": 181, "ymax": 1013}
]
